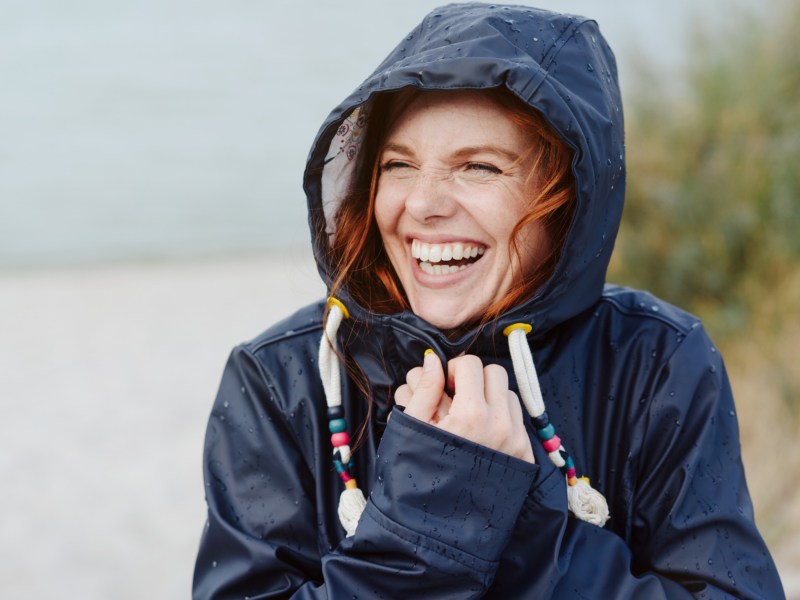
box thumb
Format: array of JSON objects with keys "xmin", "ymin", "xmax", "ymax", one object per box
[{"xmin": 404, "ymin": 350, "xmax": 445, "ymax": 423}]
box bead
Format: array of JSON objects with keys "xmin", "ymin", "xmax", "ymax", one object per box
[
  {"xmin": 502, "ymin": 322, "xmax": 532, "ymax": 336},
  {"xmin": 566, "ymin": 467, "xmax": 577, "ymax": 479},
  {"xmin": 567, "ymin": 476, "xmax": 578, "ymax": 486},
  {"xmin": 331, "ymin": 432, "xmax": 350, "ymax": 447},
  {"xmin": 333, "ymin": 459, "xmax": 346, "ymax": 474},
  {"xmin": 339, "ymin": 471, "xmax": 352, "ymax": 483},
  {"xmin": 344, "ymin": 478, "xmax": 358, "ymax": 490},
  {"xmin": 337, "ymin": 444, "xmax": 352, "ymax": 464},
  {"xmin": 536, "ymin": 423, "xmax": 556, "ymax": 440},
  {"xmin": 548, "ymin": 449, "xmax": 566, "ymax": 468},
  {"xmin": 542, "ymin": 435, "xmax": 561, "ymax": 453},
  {"xmin": 327, "ymin": 297, "xmax": 350, "ymax": 319},
  {"xmin": 326, "ymin": 405, "xmax": 344, "ymax": 420},
  {"xmin": 328, "ymin": 418, "xmax": 347, "ymax": 433},
  {"xmin": 532, "ymin": 412, "xmax": 550, "ymax": 430},
  {"xmin": 564, "ymin": 455, "xmax": 575, "ymax": 470}
]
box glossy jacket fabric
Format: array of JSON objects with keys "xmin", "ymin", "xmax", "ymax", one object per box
[{"xmin": 193, "ymin": 4, "xmax": 784, "ymax": 598}]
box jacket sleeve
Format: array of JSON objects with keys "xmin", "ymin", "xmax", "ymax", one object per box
[
  {"xmin": 485, "ymin": 325, "xmax": 785, "ymax": 599},
  {"xmin": 193, "ymin": 345, "xmax": 541, "ymax": 600}
]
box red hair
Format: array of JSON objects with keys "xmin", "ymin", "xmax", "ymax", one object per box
[{"xmin": 326, "ymin": 86, "xmax": 575, "ymax": 329}]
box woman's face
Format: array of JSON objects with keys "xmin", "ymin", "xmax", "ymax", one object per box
[{"xmin": 374, "ymin": 91, "xmax": 549, "ymax": 330}]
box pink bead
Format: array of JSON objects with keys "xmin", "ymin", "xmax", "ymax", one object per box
[
  {"xmin": 566, "ymin": 467, "xmax": 577, "ymax": 479},
  {"xmin": 339, "ymin": 471, "xmax": 352, "ymax": 483},
  {"xmin": 331, "ymin": 432, "xmax": 350, "ymax": 447},
  {"xmin": 542, "ymin": 435, "xmax": 561, "ymax": 453}
]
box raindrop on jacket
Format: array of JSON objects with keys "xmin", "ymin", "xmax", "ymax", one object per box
[{"xmin": 193, "ymin": 4, "xmax": 785, "ymax": 598}]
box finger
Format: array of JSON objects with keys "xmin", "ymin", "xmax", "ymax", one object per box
[
  {"xmin": 446, "ymin": 355, "xmax": 485, "ymax": 406},
  {"xmin": 482, "ymin": 363, "xmax": 510, "ymax": 407},
  {"xmin": 394, "ymin": 383, "xmax": 412, "ymax": 409},
  {"xmin": 404, "ymin": 351, "xmax": 445, "ymax": 422},
  {"xmin": 434, "ymin": 392, "xmax": 453, "ymax": 424},
  {"xmin": 405, "ymin": 366, "xmax": 424, "ymax": 394}
]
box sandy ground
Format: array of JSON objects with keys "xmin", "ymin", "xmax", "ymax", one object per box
[{"xmin": 1, "ymin": 252, "xmax": 796, "ymax": 598}]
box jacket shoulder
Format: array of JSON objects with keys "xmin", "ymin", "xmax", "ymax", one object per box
[
  {"xmin": 227, "ymin": 300, "xmax": 327, "ymax": 418},
  {"xmin": 243, "ymin": 299, "xmax": 326, "ymax": 353},
  {"xmin": 600, "ymin": 284, "xmax": 701, "ymax": 335}
]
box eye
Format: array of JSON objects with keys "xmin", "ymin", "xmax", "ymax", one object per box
[
  {"xmin": 379, "ymin": 160, "xmax": 413, "ymax": 173},
  {"xmin": 465, "ymin": 162, "xmax": 502, "ymax": 175}
]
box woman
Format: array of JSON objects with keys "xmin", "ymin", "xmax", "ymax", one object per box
[{"xmin": 193, "ymin": 4, "xmax": 784, "ymax": 598}]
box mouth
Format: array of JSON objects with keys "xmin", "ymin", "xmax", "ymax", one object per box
[{"xmin": 411, "ymin": 239, "xmax": 486, "ymax": 275}]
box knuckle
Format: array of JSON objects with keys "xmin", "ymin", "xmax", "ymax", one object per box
[{"xmin": 454, "ymin": 354, "xmax": 483, "ymax": 370}]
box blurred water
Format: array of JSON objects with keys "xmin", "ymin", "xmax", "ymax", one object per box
[{"xmin": 0, "ymin": 0, "xmax": 745, "ymax": 269}]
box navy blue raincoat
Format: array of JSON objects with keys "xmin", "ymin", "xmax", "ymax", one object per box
[{"xmin": 193, "ymin": 4, "xmax": 784, "ymax": 598}]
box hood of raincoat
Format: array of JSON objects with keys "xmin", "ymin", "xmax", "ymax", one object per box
[{"xmin": 303, "ymin": 2, "xmax": 625, "ymax": 349}]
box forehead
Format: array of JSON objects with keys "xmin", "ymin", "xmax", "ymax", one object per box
[{"xmin": 384, "ymin": 90, "xmax": 527, "ymax": 150}]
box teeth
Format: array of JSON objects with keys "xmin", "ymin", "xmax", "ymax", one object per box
[
  {"xmin": 411, "ymin": 240, "xmax": 486, "ymax": 263},
  {"xmin": 420, "ymin": 262, "xmax": 468, "ymax": 275}
]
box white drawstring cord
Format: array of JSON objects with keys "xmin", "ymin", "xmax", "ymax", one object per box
[
  {"xmin": 320, "ymin": 305, "xmax": 608, "ymax": 534},
  {"xmin": 319, "ymin": 298, "xmax": 366, "ymax": 537},
  {"xmin": 505, "ymin": 323, "xmax": 610, "ymax": 527}
]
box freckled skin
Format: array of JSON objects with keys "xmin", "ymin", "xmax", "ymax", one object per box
[{"xmin": 374, "ymin": 91, "xmax": 549, "ymax": 331}]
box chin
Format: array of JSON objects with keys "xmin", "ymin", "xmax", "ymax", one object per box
[{"xmin": 415, "ymin": 303, "xmax": 484, "ymax": 332}]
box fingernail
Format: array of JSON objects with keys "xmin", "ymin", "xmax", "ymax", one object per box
[{"xmin": 423, "ymin": 349, "xmax": 435, "ymax": 372}]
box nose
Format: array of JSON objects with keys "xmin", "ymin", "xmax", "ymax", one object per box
[{"xmin": 404, "ymin": 170, "xmax": 458, "ymax": 223}]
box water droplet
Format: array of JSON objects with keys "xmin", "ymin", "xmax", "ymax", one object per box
[
  {"xmin": 223, "ymin": 400, "xmax": 229, "ymax": 408},
  {"xmin": 533, "ymin": 37, "xmax": 539, "ymax": 42},
  {"xmin": 212, "ymin": 560, "xmax": 217, "ymax": 568},
  {"xmin": 651, "ymin": 305, "xmax": 660, "ymax": 312},
  {"xmin": 587, "ymin": 63, "xmax": 594, "ymax": 72}
]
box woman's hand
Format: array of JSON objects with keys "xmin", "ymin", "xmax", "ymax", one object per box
[{"xmin": 394, "ymin": 352, "xmax": 535, "ymax": 464}]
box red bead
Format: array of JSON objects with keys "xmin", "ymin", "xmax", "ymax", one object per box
[
  {"xmin": 331, "ymin": 432, "xmax": 350, "ymax": 447},
  {"xmin": 339, "ymin": 471, "xmax": 352, "ymax": 483},
  {"xmin": 542, "ymin": 435, "xmax": 561, "ymax": 453},
  {"xmin": 566, "ymin": 467, "xmax": 577, "ymax": 479}
]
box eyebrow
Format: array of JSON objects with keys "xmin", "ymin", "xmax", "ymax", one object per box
[{"xmin": 381, "ymin": 142, "xmax": 521, "ymax": 163}]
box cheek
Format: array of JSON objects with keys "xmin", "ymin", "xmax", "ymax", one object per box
[
  {"xmin": 514, "ymin": 220, "xmax": 550, "ymax": 270},
  {"xmin": 373, "ymin": 189, "xmax": 398, "ymax": 236}
]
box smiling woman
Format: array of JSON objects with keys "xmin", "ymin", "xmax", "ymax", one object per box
[
  {"xmin": 193, "ymin": 3, "xmax": 784, "ymax": 599},
  {"xmin": 330, "ymin": 87, "xmax": 574, "ymax": 330}
]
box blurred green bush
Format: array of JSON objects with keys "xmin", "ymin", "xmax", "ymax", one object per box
[{"xmin": 614, "ymin": 0, "xmax": 799, "ymax": 341}]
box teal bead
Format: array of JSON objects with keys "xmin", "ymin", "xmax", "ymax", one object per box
[
  {"xmin": 536, "ymin": 423, "xmax": 556, "ymax": 440},
  {"xmin": 565, "ymin": 455, "xmax": 575, "ymax": 470},
  {"xmin": 328, "ymin": 418, "xmax": 347, "ymax": 433}
]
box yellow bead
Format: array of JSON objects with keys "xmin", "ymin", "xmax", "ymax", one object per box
[
  {"xmin": 502, "ymin": 322, "xmax": 533, "ymax": 336},
  {"xmin": 344, "ymin": 479, "xmax": 357, "ymax": 490},
  {"xmin": 327, "ymin": 297, "xmax": 350, "ymax": 319}
]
